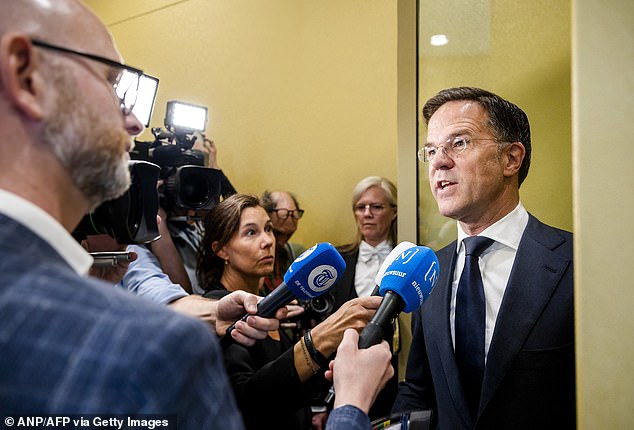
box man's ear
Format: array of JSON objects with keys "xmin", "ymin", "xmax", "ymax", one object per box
[
  {"xmin": 0, "ymin": 34, "xmax": 45, "ymax": 120},
  {"xmin": 503, "ymin": 142, "xmax": 525, "ymax": 178}
]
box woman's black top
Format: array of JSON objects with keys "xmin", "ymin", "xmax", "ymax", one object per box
[{"xmin": 204, "ymin": 282, "xmax": 318, "ymax": 430}]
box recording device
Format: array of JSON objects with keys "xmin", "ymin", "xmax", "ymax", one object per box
[
  {"xmin": 90, "ymin": 251, "xmax": 135, "ymax": 268},
  {"xmin": 296, "ymin": 293, "xmax": 335, "ymax": 330},
  {"xmin": 325, "ymin": 244, "xmax": 439, "ymax": 404},
  {"xmin": 293, "ymin": 293, "xmax": 335, "ymax": 338},
  {"xmin": 72, "ymin": 160, "xmax": 160, "ymax": 244},
  {"xmin": 131, "ymin": 101, "xmax": 223, "ymax": 213},
  {"xmin": 224, "ymin": 243, "xmax": 346, "ymax": 340},
  {"xmin": 370, "ymin": 410, "xmax": 433, "ymax": 430},
  {"xmin": 358, "ymin": 245, "xmax": 439, "ymax": 348}
]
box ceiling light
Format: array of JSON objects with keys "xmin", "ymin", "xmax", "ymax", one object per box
[{"xmin": 430, "ymin": 34, "xmax": 449, "ymax": 46}]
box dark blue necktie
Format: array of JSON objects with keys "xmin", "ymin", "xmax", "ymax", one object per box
[{"xmin": 455, "ymin": 236, "xmax": 494, "ymax": 419}]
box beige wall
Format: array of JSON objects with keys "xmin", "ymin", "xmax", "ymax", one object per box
[
  {"xmin": 573, "ymin": 0, "xmax": 634, "ymax": 428},
  {"xmin": 85, "ymin": 0, "xmax": 398, "ymax": 248}
]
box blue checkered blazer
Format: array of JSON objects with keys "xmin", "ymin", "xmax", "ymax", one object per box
[{"xmin": 0, "ymin": 214, "xmax": 244, "ymax": 429}]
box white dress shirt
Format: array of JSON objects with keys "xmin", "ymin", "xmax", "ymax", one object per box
[
  {"xmin": 450, "ymin": 202, "xmax": 529, "ymax": 361},
  {"xmin": 0, "ymin": 189, "xmax": 93, "ymax": 275},
  {"xmin": 354, "ymin": 240, "xmax": 392, "ymax": 297}
]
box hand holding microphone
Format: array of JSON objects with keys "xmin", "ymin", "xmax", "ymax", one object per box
[
  {"xmin": 358, "ymin": 244, "xmax": 439, "ymax": 348},
  {"xmin": 325, "ymin": 242, "xmax": 440, "ymax": 403},
  {"xmin": 326, "ymin": 329, "xmax": 394, "ymax": 414},
  {"xmin": 223, "ymin": 243, "xmax": 346, "ymax": 341},
  {"xmin": 302, "ymin": 243, "xmax": 418, "ymax": 364}
]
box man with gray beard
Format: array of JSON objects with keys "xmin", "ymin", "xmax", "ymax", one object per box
[
  {"xmin": 0, "ymin": 0, "xmax": 286, "ymax": 426},
  {"xmin": 41, "ymin": 66, "xmax": 133, "ymax": 209}
]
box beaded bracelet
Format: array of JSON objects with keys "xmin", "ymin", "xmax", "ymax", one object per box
[
  {"xmin": 303, "ymin": 329, "xmax": 330, "ymax": 368},
  {"xmin": 299, "ymin": 336, "xmax": 319, "ymax": 375}
]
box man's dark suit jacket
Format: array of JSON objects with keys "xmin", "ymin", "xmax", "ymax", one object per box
[
  {"xmin": 0, "ymin": 214, "xmax": 243, "ymax": 428},
  {"xmin": 393, "ymin": 214, "xmax": 575, "ymax": 429}
]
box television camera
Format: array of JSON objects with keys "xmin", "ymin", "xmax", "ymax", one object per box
[
  {"xmin": 131, "ymin": 100, "xmax": 224, "ymax": 214},
  {"xmin": 72, "ymin": 160, "xmax": 161, "ymax": 245}
]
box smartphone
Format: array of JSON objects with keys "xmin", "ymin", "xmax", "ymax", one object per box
[{"xmin": 90, "ymin": 251, "xmax": 135, "ymax": 268}]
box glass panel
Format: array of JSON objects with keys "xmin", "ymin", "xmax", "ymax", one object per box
[{"xmin": 417, "ymin": 0, "xmax": 572, "ymax": 249}]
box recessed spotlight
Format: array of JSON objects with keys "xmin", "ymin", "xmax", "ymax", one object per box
[{"xmin": 430, "ymin": 34, "xmax": 449, "ymax": 46}]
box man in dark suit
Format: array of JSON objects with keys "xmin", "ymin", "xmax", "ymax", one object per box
[
  {"xmin": 393, "ymin": 87, "xmax": 575, "ymax": 429},
  {"xmin": 0, "ymin": 0, "xmax": 283, "ymax": 424}
]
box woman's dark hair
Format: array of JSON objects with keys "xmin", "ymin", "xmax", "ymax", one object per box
[
  {"xmin": 196, "ymin": 194, "xmax": 262, "ymax": 289},
  {"xmin": 423, "ymin": 86, "xmax": 532, "ymax": 187}
]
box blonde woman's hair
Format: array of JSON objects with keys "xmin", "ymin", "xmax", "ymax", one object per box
[{"xmin": 339, "ymin": 176, "xmax": 397, "ymax": 253}]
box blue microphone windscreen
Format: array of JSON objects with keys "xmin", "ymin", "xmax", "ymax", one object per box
[
  {"xmin": 374, "ymin": 241, "xmax": 417, "ymax": 286},
  {"xmin": 283, "ymin": 243, "xmax": 346, "ymax": 300},
  {"xmin": 379, "ymin": 246, "xmax": 439, "ymax": 313}
]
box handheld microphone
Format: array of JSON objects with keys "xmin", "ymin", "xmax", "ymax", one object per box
[
  {"xmin": 373, "ymin": 241, "xmax": 417, "ymax": 288},
  {"xmin": 224, "ymin": 242, "xmax": 346, "ymax": 339},
  {"xmin": 358, "ymin": 245, "xmax": 439, "ymax": 349},
  {"xmin": 325, "ymin": 243, "xmax": 437, "ymax": 404},
  {"xmin": 369, "ymin": 241, "xmax": 417, "ymax": 297}
]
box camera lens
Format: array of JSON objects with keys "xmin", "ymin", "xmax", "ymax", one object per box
[
  {"xmin": 308, "ymin": 295, "xmax": 333, "ymax": 315},
  {"xmin": 179, "ymin": 169, "xmax": 210, "ymax": 208}
]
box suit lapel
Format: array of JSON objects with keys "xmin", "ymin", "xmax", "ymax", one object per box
[{"xmin": 479, "ymin": 216, "xmax": 571, "ymax": 413}]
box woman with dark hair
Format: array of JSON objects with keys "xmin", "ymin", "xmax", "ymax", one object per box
[
  {"xmin": 197, "ymin": 194, "xmax": 274, "ymax": 297},
  {"xmin": 197, "ymin": 194, "xmax": 381, "ymax": 430}
]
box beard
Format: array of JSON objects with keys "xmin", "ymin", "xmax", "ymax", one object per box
[{"xmin": 42, "ymin": 70, "xmax": 132, "ymax": 210}]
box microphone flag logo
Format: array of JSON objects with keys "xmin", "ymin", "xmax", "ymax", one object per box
[{"xmin": 307, "ymin": 265, "xmax": 339, "ymax": 295}]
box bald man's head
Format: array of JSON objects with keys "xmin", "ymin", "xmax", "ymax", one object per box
[
  {"xmin": 0, "ymin": 0, "xmax": 115, "ymax": 57},
  {"xmin": 0, "ymin": 0, "xmax": 142, "ymax": 224}
]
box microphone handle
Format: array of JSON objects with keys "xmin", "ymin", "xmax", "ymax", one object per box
[
  {"xmin": 357, "ymin": 322, "xmax": 386, "ymax": 349},
  {"xmin": 256, "ymin": 282, "xmax": 293, "ymax": 317},
  {"xmin": 326, "ymin": 291, "xmax": 405, "ymax": 403},
  {"xmin": 223, "ymin": 282, "xmax": 294, "ymax": 343}
]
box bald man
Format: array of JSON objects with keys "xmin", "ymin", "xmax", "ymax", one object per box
[{"xmin": 0, "ymin": 1, "xmax": 279, "ymax": 425}]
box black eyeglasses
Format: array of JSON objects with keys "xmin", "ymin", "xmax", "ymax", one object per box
[
  {"xmin": 31, "ymin": 39, "xmax": 144, "ymax": 116},
  {"xmin": 272, "ymin": 208, "xmax": 304, "ymax": 220}
]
